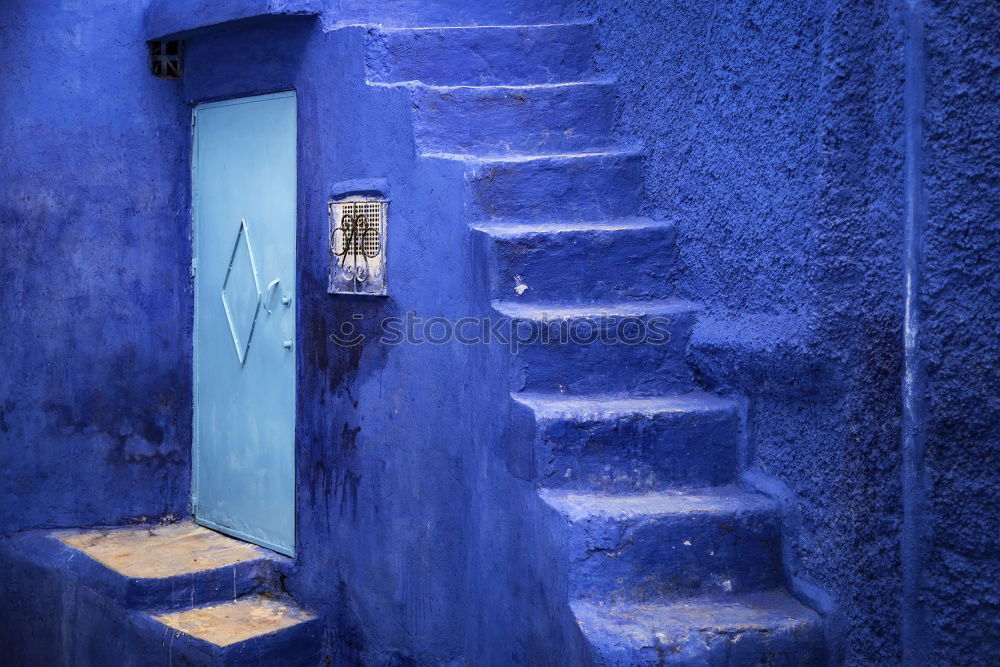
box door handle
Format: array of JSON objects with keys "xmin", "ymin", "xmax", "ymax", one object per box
[{"xmin": 263, "ymin": 278, "xmax": 280, "ymax": 315}]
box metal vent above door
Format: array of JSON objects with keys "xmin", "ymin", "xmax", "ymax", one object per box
[{"xmin": 150, "ymin": 40, "xmax": 183, "ymax": 79}]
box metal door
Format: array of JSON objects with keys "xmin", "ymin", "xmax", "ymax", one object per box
[{"xmin": 192, "ymin": 91, "xmax": 296, "ymax": 556}]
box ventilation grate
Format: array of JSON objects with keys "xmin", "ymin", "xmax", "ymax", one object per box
[{"xmin": 150, "ymin": 40, "xmax": 183, "ymax": 79}]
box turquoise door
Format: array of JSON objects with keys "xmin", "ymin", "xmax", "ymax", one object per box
[{"xmin": 192, "ymin": 92, "xmax": 297, "ymax": 556}]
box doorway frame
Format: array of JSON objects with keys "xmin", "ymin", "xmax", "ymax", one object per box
[{"xmin": 190, "ymin": 89, "xmax": 299, "ymax": 557}]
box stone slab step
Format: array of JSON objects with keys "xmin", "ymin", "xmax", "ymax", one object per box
[
  {"xmin": 541, "ymin": 488, "xmax": 782, "ymax": 601},
  {"xmin": 571, "ymin": 591, "xmax": 826, "ymax": 665},
  {"xmin": 513, "ymin": 392, "xmax": 739, "ymax": 490},
  {"xmin": 348, "ymin": 2, "xmax": 580, "ymax": 28},
  {"xmin": 494, "ymin": 300, "xmax": 696, "ymax": 394},
  {"xmin": 472, "ymin": 218, "xmax": 677, "ymax": 303},
  {"xmin": 396, "ymin": 81, "xmax": 614, "ymax": 154},
  {"xmin": 134, "ymin": 595, "xmax": 321, "ymax": 666},
  {"xmin": 367, "ymin": 23, "xmax": 597, "ymax": 85},
  {"xmin": 425, "ymin": 151, "xmax": 643, "ymax": 221},
  {"xmin": 42, "ymin": 523, "xmax": 280, "ymax": 610}
]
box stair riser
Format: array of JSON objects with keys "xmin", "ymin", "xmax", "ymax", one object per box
[
  {"xmin": 533, "ymin": 407, "xmax": 739, "ymax": 491},
  {"xmin": 355, "ymin": 0, "xmax": 579, "ymax": 28},
  {"xmin": 367, "ymin": 24, "xmax": 597, "ymax": 85},
  {"xmin": 561, "ymin": 508, "xmax": 783, "ymax": 601},
  {"xmin": 478, "ymin": 225, "xmax": 677, "ymax": 303},
  {"xmin": 412, "ymin": 84, "xmax": 613, "ymax": 154},
  {"xmin": 572, "ymin": 597, "xmax": 827, "ymax": 667},
  {"xmin": 124, "ymin": 559, "xmax": 275, "ymax": 612},
  {"xmin": 131, "ymin": 611, "xmax": 323, "ymax": 666},
  {"xmin": 464, "ymin": 154, "xmax": 643, "ymax": 220},
  {"xmin": 508, "ymin": 312, "xmax": 695, "ymax": 394}
]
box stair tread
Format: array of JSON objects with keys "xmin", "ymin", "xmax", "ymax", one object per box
[
  {"xmin": 382, "ymin": 22, "xmax": 593, "ymax": 32},
  {"xmin": 372, "ymin": 80, "xmax": 612, "ymax": 92},
  {"xmin": 572, "ymin": 590, "xmax": 820, "ymax": 641},
  {"xmin": 513, "ymin": 391, "xmax": 735, "ymax": 416},
  {"xmin": 424, "ymin": 148, "xmax": 640, "ymax": 163},
  {"xmin": 540, "ymin": 486, "xmax": 777, "ymax": 520},
  {"xmin": 152, "ymin": 595, "xmax": 316, "ymax": 648},
  {"xmin": 493, "ymin": 299, "xmax": 697, "ymax": 320},
  {"xmin": 472, "ymin": 217, "xmax": 672, "ymax": 236},
  {"xmin": 56, "ymin": 522, "xmax": 273, "ymax": 579}
]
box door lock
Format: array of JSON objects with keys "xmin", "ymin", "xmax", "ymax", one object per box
[{"xmin": 282, "ymin": 340, "xmax": 293, "ymax": 350}]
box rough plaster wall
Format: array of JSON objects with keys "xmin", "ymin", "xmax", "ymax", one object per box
[
  {"xmin": 922, "ymin": 0, "xmax": 1000, "ymax": 662},
  {"xmin": 176, "ymin": 21, "xmax": 589, "ymax": 664},
  {"xmin": 0, "ymin": 1, "xmax": 191, "ymax": 533},
  {"xmin": 577, "ymin": 0, "xmax": 905, "ymax": 662}
]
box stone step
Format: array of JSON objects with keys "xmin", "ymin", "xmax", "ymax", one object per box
[
  {"xmin": 367, "ymin": 23, "xmax": 597, "ymax": 85},
  {"xmin": 571, "ymin": 591, "xmax": 826, "ymax": 665},
  {"xmin": 513, "ymin": 392, "xmax": 739, "ymax": 490},
  {"xmin": 397, "ymin": 81, "xmax": 614, "ymax": 154},
  {"xmin": 0, "ymin": 522, "xmax": 323, "ymax": 664},
  {"xmin": 134, "ymin": 595, "xmax": 321, "ymax": 665},
  {"xmin": 472, "ymin": 218, "xmax": 677, "ymax": 303},
  {"xmin": 541, "ymin": 488, "xmax": 783, "ymax": 601},
  {"xmin": 426, "ymin": 151, "xmax": 644, "ymax": 221},
  {"xmin": 350, "ymin": 3, "xmax": 580, "ymax": 28},
  {"xmin": 493, "ymin": 300, "xmax": 696, "ymax": 395},
  {"xmin": 51, "ymin": 522, "xmax": 282, "ymax": 611}
]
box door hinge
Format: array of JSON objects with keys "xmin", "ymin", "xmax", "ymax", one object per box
[{"xmin": 190, "ymin": 258, "xmax": 198, "ymax": 278}]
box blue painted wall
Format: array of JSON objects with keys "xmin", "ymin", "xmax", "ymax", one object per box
[
  {"xmin": 163, "ymin": 13, "xmax": 591, "ymax": 664},
  {"xmin": 0, "ymin": 0, "xmax": 191, "ymax": 533},
  {"xmin": 580, "ymin": 0, "xmax": 996, "ymax": 664},
  {"xmin": 922, "ymin": 0, "xmax": 999, "ymax": 663},
  {"xmin": 0, "ymin": 0, "xmax": 995, "ymax": 664}
]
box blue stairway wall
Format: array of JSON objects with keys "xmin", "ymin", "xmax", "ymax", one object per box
[
  {"xmin": 0, "ymin": 0, "xmax": 995, "ymax": 664},
  {"xmin": 577, "ymin": 1, "xmax": 904, "ymax": 664},
  {"xmin": 578, "ymin": 0, "xmax": 999, "ymax": 664},
  {"xmin": 921, "ymin": 1, "xmax": 999, "ymax": 663}
]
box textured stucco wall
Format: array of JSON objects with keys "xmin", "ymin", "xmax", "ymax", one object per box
[
  {"xmin": 581, "ymin": 0, "xmax": 999, "ymax": 663},
  {"xmin": 1, "ymin": 0, "xmax": 995, "ymax": 663},
  {"xmin": 0, "ymin": 1, "xmax": 191, "ymax": 533},
  {"xmin": 922, "ymin": 0, "xmax": 1000, "ymax": 663},
  {"xmin": 577, "ymin": 0, "xmax": 906, "ymax": 663},
  {"xmin": 177, "ymin": 17, "xmax": 589, "ymax": 664}
]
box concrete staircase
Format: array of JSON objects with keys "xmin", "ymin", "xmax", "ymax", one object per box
[
  {"xmin": 367, "ymin": 19, "xmax": 827, "ymax": 666},
  {"xmin": 0, "ymin": 523, "xmax": 320, "ymax": 665}
]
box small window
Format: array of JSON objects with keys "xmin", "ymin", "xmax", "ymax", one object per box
[
  {"xmin": 149, "ymin": 40, "xmax": 183, "ymax": 79},
  {"xmin": 328, "ymin": 198, "xmax": 389, "ymax": 296}
]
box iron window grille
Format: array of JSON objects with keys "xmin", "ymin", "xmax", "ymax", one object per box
[{"xmin": 328, "ymin": 198, "xmax": 388, "ymax": 296}]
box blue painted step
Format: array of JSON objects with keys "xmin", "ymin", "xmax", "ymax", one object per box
[
  {"xmin": 0, "ymin": 523, "xmax": 322, "ymax": 665},
  {"xmin": 571, "ymin": 592, "xmax": 826, "ymax": 665},
  {"xmin": 131, "ymin": 595, "xmax": 321, "ymax": 666},
  {"xmin": 427, "ymin": 151, "xmax": 644, "ymax": 221},
  {"xmin": 399, "ymin": 81, "xmax": 614, "ymax": 154},
  {"xmin": 541, "ymin": 488, "xmax": 782, "ymax": 601},
  {"xmin": 473, "ymin": 218, "xmax": 677, "ymax": 303},
  {"xmin": 2, "ymin": 526, "xmax": 279, "ymax": 612},
  {"xmin": 367, "ymin": 23, "xmax": 597, "ymax": 85},
  {"xmin": 352, "ymin": 1, "xmax": 580, "ymax": 28},
  {"xmin": 513, "ymin": 392, "xmax": 739, "ymax": 491},
  {"xmin": 494, "ymin": 300, "xmax": 696, "ymax": 395}
]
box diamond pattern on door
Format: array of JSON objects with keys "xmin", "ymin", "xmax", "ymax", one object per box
[{"xmin": 221, "ymin": 218, "xmax": 262, "ymax": 366}]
